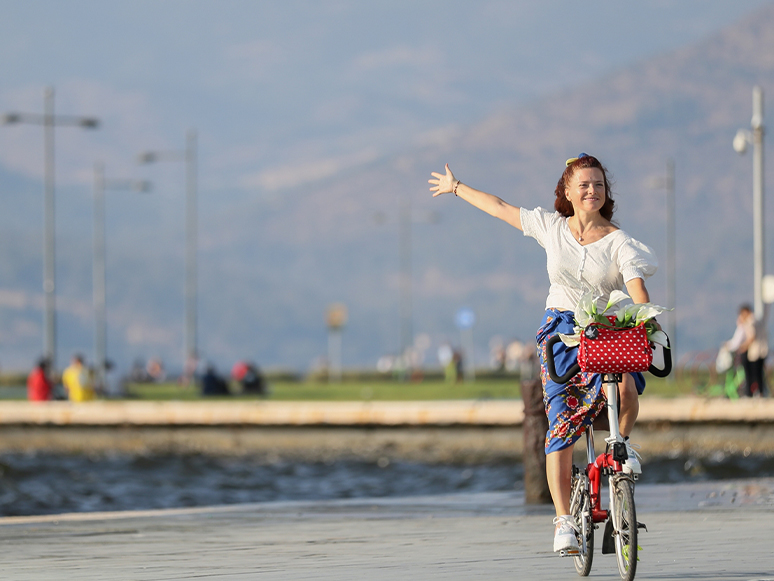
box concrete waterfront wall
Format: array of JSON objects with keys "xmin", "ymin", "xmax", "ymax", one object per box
[
  {"xmin": 0, "ymin": 398, "xmax": 773, "ymax": 460},
  {"xmin": 4, "ymin": 397, "xmax": 774, "ymax": 425}
]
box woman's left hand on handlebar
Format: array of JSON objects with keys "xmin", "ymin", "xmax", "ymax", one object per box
[{"xmin": 429, "ymin": 163, "xmax": 456, "ymax": 197}]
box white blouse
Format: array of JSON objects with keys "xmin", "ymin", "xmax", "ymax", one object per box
[{"xmin": 520, "ymin": 207, "xmax": 658, "ymax": 312}]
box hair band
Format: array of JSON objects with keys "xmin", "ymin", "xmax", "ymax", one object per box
[{"xmin": 565, "ymin": 152, "xmax": 589, "ymax": 167}]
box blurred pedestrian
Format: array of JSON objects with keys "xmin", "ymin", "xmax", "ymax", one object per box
[
  {"xmin": 102, "ymin": 360, "xmax": 125, "ymax": 398},
  {"xmin": 146, "ymin": 357, "xmax": 166, "ymax": 382},
  {"xmin": 62, "ymin": 354, "xmax": 96, "ymax": 402},
  {"xmin": 489, "ymin": 337, "xmax": 506, "ymax": 372},
  {"xmin": 231, "ymin": 361, "xmax": 266, "ymax": 395},
  {"xmin": 27, "ymin": 357, "xmax": 53, "ymax": 402},
  {"xmin": 726, "ymin": 304, "xmax": 768, "ymax": 397},
  {"xmin": 452, "ymin": 349, "xmax": 463, "ymax": 383},
  {"xmin": 201, "ymin": 364, "xmax": 230, "ymax": 396}
]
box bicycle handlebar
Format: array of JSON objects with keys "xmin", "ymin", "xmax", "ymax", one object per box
[
  {"xmin": 648, "ymin": 336, "xmax": 673, "ymax": 377},
  {"xmin": 545, "ymin": 335, "xmax": 581, "ymax": 384},
  {"xmin": 545, "ymin": 333, "xmax": 672, "ymax": 384}
]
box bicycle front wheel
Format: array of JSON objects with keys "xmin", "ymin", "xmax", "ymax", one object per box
[
  {"xmin": 611, "ymin": 477, "xmax": 637, "ymax": 581},
  {"xmin": 570, "ymin": 472, "xmax": 593, "ymax": 576}
]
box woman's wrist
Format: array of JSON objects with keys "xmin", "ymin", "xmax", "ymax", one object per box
[{"xmin": 453, "ymin": 180, "xmax": 461, "ymax": 196}]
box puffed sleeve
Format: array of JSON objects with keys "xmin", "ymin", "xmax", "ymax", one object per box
[
  {"xmin": 520, "ymin": 207, "xmax": 561, "ymax": 249},
  {"xmin": 617, "ymin": 234, "xmax": 658, "ymax": 282}
]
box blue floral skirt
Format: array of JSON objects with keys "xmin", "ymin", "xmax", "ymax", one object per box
[{"xmin": 536, "ymin": 309, "xmax": 645, "ymax": 454}]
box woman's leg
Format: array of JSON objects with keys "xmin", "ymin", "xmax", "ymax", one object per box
[
  {"xmin": 617, "ymin": 373, "xmax": 643, "ymax": 473},
  {"xmin": 618, "ymin": 373, "xmax": 640, "ymax": 438},
  {"xmin": 546, "ymin": 445, "xmax": 575, "ymax": 516},
  {"xmin": 757, "ymin": 360, "xmax": 768, "ymax": 396},
  {"xmin": 750, "ymin": 358, "xmax": 766, "ymax": 396},
  {"xmin": 740, "ymin": 352, "xmax": 754, "ymax": 397}
]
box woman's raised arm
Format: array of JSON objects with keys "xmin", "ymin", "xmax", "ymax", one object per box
[{"xmin": 429, "ymin": 164, "xmax": 522, "ymax": 231}]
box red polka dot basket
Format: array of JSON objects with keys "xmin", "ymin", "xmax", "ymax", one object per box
[{"xmin": 577, "ymin": 316, "xmax": 653, "ymax": 374}]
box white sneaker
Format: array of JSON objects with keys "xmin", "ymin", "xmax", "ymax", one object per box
[
  {"xmin": 622, "ymin": 438, "xmax": 642, "ymax": 475},
  {"xmin": 553, "ymin": 515, "xmax": 579, "ymax": 553}
]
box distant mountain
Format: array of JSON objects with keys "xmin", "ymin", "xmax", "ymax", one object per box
[
  {"xmin": 2, "ymin": 4, "xmax": 774, "ymax": 374},
  {"xmin": 202, "ymin": 2, "xmax": 774, "ymax": 372}
]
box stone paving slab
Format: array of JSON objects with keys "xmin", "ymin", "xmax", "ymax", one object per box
[{"xmin": 1, "ymin": 479, "xmax": 773, "ymax": 580}]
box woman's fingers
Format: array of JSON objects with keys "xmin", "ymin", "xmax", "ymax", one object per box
[{"xmin": 429, "ymin": 164, "xmax": 455, "ymax": 196}]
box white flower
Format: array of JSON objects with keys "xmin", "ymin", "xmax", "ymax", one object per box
[
  {"xmin": 615, "ymin": 303, "xmax": 641, "ymax": 326},
  {"xmin": 648, "ymin": 329, "xmax": 670, "ymax": 348},
  {"xmin": 635, "ymin": 303, "xmax": 669, "ymax": 326},
  {"xmin": 574, "ymin": 291, "xmax": 599, "ymax": 328},
  {"xmin": 602, "ymin": 290, "xmax": 630, "ymax": 314},
  {"xmin": 570, "ymin": 290, "xmax": 673, "ymax": 348},
  {"xmin": 558, "ymin": 332, "xmax": 581, "ymax": 347}
]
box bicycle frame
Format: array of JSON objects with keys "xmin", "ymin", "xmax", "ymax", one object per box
[{"xmin": 585, "ymin": 373, "xmax": 630, "ymax": 525}]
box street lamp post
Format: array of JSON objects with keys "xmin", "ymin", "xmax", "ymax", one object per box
[
  {"xmin": 325, "ymin": 303, "xmax": 348, "ymax": 383},
  {"xmin": 376, "ymin": 202, "xmax": 438, "ymax": 373},
  {"xmin": 649, "ymin": 159, "xmax": 677, "ymax": 378},
  {"xmin": 399, "ymin": 200, "xmax": 413, "ymax": 361},
  {"xmin": 138, "ymin": 129, "xmax": 198, "ymax": 372},
  {"xmin": 398, "ymin": 201, "xmax": 441, "ymax": 362},
  {"xmin": 2, "ymin": 87, "xmax": 99, "ymax": 370},
  {"xmin": 92, "ymin": 162, "xmax": 150, "ymax": 393},
  {"xmin": 734, "ymin": 86, "xmax": 766, "ymax": 324}
]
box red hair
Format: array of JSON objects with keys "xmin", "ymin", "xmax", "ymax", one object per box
[{"xmin": 554, "ymin": 155, "xmax": 615, "ymax": 221}]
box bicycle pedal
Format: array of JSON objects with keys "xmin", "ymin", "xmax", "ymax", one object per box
[{"xmin": 560, "ymin": 549, "xmax": 580, "ymax": 557}]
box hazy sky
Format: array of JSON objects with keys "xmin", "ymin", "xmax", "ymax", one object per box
[
  {"xmin": 1, "ymin": 0, "xmax": 772, "ymax": 371},
  {"xmin": 1, "ymin": 0, "xmax": 771, "ymax": 196}
]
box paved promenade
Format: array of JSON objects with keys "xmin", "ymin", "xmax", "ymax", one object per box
[{"xmin": 2, "ymin": 478, "xmax": 772, "ymax": 580}]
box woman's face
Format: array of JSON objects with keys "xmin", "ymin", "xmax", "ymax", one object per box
[{"xmin": 565, "ymin": 167, "xmax": 606, "ymax": 215}]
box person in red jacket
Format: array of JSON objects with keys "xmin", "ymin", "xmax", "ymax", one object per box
[{"xmin": 27, "ymin": 357, "xmax": 53, "ymax": 402}]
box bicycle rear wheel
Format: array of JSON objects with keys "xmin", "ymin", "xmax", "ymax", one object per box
[
  {"xmin": 570, "ymin": 471, "xmax": 593, "ymax": 576},
  {"xmin": 611, "ymin": 477, "xmax": 637, "ymax": 581}
]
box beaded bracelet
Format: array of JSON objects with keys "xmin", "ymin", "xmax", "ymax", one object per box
[{"xmin": 453, "ymin": 180, "xmax": 460, "ymax": 196}]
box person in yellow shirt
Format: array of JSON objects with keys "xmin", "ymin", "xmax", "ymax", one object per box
[{"xmin": 62, "ymin": 354, "xmax": 95, "ymax": 402}]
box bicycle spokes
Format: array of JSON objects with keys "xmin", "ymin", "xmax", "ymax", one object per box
[{"xmin": 612, "ymin": 477, "xmax": 638, "ymax": 581}]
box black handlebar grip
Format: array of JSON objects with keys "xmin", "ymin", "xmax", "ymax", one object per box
[
  {"xmin": 545, "ymin": 334, "xmax": 582, "ymax": 384},
  {"xmin": 647, "ymin": 336, "xmax": 672, "ymax": 377}
]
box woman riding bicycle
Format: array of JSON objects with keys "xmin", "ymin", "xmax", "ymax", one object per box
[{"xmin": 429, "ymin": 154, "xmax": 658, "ymax": 554}]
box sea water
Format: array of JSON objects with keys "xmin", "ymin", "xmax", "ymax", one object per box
[{"xmin": 1, "ymin": 451, "xmax": 773, "ymax": 517}]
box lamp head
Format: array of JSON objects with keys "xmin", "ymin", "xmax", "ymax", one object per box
[
  {"xmin": 733, "ymin": 129, "xmax": 750, "ymax": 154},
  {"xmin": 2, "ymin": 113, "xmax": 21, "ymax": 125}
]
